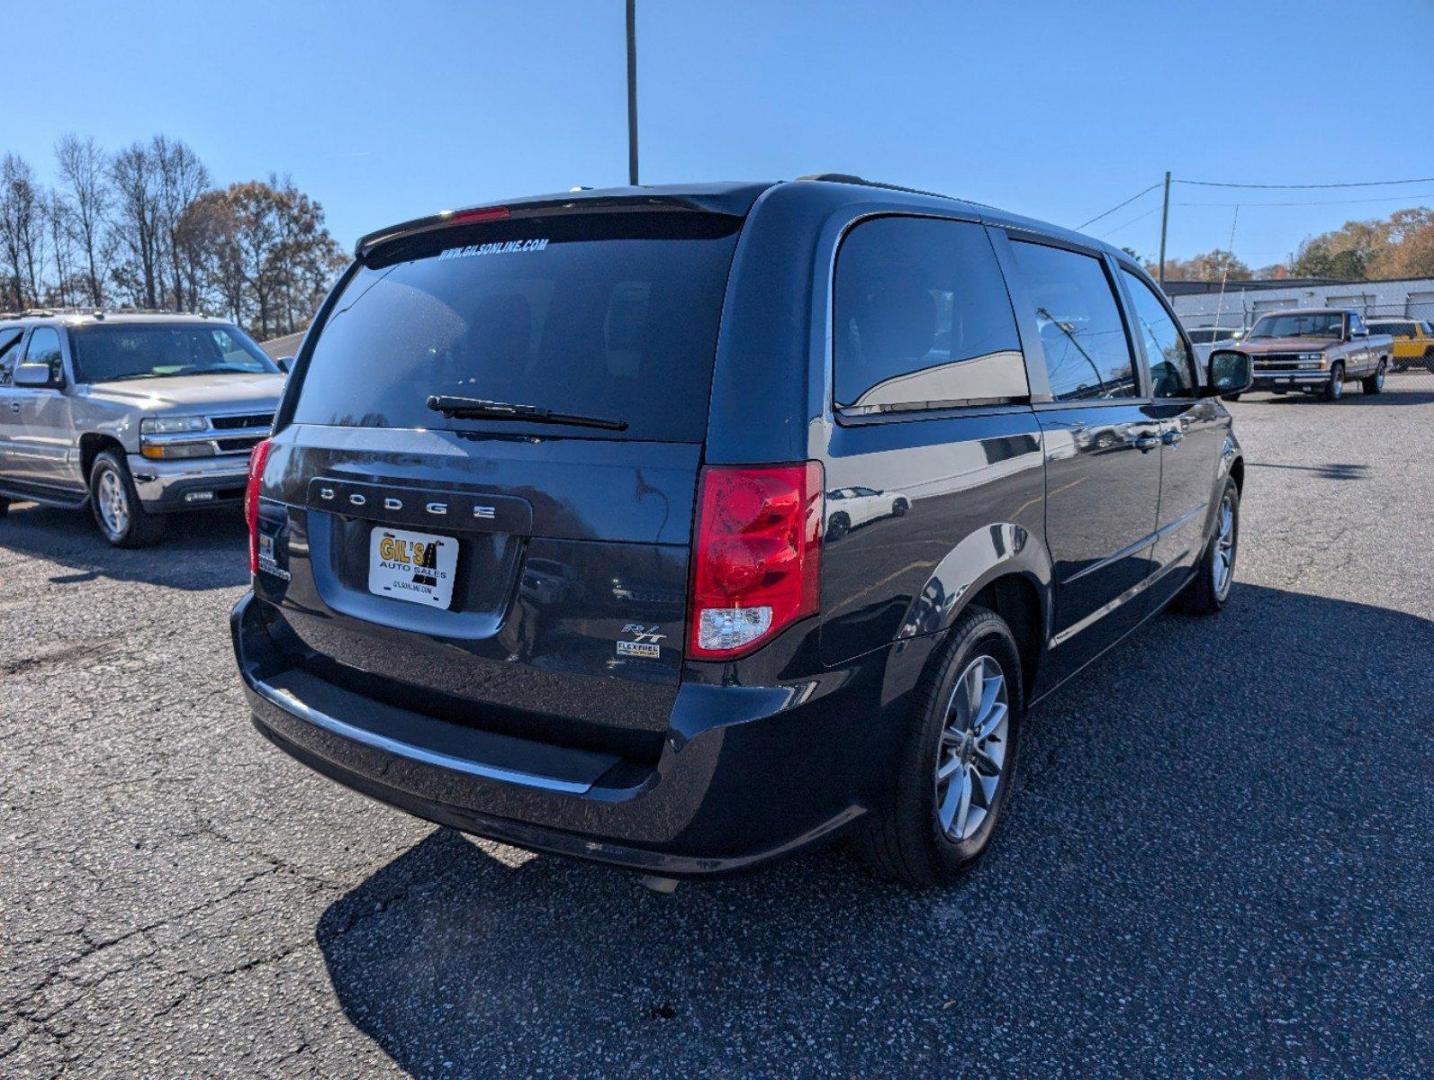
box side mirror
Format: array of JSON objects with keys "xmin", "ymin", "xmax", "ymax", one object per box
[
  {"xmin": 1206, "ymin": 350, "xmax": 1253, "ymax": 399},
  {"xmin": 1350, "ymin": 328, "xmax": 1368, "ymax": 339},
  {"xmin": 275, "ymin": 356, "xmax": 294, "ymax": 373},
  {"xmin": 13, "ymin": 361, "xmax": 61, "ymax": 389}
]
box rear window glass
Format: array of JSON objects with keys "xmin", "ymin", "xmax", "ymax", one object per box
[
  {"xmin": 834, "ymin": 216, "xmax": 1026, "ymax": 413},
  {"xmin": 293, "ymin": 213, "xmax": 741, "ymax": 441}
]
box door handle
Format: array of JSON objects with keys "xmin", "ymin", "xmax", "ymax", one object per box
[
  {"xmin": 1132, "ymin": 433, "xmax": 1161, "ymax": 452},
  {"xmin": 8, "ymin": 402, "xmax": 17, "ymax": 414},
  {"xmin": 1162, "ymin": 429, "xmax": 1183, "ymax": 446}
]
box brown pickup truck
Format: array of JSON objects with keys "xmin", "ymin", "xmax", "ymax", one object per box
[{"xmin": 1235, "ymin": 308, "xmax": 1392, "ymax": 401}]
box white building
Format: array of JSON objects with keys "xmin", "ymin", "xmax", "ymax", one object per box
[{"xmin": 1168, "ymin": 276, "xmax": 1434, "ymax": 330}]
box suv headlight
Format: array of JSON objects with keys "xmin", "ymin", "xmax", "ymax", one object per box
[
  {"xmin": 140, "ymin": 415, "xmax": 214, "ymax": 459},
  {"xmin": 140, "ymin": 415, "xmax": 208, "ymax": 435}
]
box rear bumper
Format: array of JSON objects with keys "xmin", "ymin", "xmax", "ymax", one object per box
[
  {"xmin": 129, "ymin": 453, "xmax": 250, "ymax": 512},
  {"xmin": 230, "ymin": 593, "xmax": 884, "ymax": 877}
]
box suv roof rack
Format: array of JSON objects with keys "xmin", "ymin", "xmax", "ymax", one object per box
[
  {"xmin": 795, "ymin": 172, "xmax": 993, "ymax": 209},
  {"xmin": 0, "ymin": 307, "xmax": 217, "ymax": 320}
]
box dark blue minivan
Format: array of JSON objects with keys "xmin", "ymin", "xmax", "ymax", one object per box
[{"xmin": 232, "ymin": 176, "xmax": 1252, "ymax": 886}]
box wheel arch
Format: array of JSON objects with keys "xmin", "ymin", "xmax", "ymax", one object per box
[
  {"xmin": 897, "ymin": 522, "xmax": 1053, "ymax": 701},
  {"xmin": 79, "ymin": 432, "xmax": 126, "ymax": 481}
]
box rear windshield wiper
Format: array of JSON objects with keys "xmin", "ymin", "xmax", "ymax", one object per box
[{"xmin": 426, "ymin": 395, "xmax": 628, "ymax": 432}]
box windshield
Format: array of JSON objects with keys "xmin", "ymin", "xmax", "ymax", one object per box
[
  {"xmin": 292, "ymin": 212, "xmax": 742, "ymax": 442},
  {"xmin": 1247, "ymin": 312, "xmax": 1344, "ymax": 340},
  {"xmin": 1369, "ymin": 321, "xmax": 1412, "ymax": 338},
  {"xmin": 70, "ymin": 323, "xmax": 278, "ymax": 383}
]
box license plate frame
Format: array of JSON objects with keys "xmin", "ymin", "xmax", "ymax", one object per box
[{"xmin": 367, "ymin": 526, "xmax": 458, "ymax": 609}]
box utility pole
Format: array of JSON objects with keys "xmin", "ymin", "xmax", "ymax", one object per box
[
  {"xmin": 626, "ymin": 0, "xmax": 639, "ymax": 186},
  {"xmin": 1157, "ymin": 170, "xmax": 1171, "ymax": 289}
]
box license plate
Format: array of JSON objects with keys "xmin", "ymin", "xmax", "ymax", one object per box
[{"xmin": 368, "ymin": 526, "xmax": 458, "ymax": 609}]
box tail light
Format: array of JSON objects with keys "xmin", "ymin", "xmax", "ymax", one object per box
[
  {"xmin": 245, "ymin": 438, "xmax": 273, "ymax": 575},
  {"xmin": 688, "ymin": 462, "xmax": 823, "ymax": 659}
]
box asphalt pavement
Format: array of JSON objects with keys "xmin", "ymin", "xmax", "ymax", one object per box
[{"xmin": 2, "ymin": 382, "xmax": 1432, "ymax": 1078}]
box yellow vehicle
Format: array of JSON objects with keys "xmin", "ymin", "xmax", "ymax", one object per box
[{"xmin": 1367, "ymin": 318, "xmax": 1434, "ymax": 372}]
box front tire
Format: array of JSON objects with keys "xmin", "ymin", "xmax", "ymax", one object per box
[
  {"xmin": 856, "ymin": 605, "xmax": 1025, "ymax": 886},
  {"xmin": 1181, "ymin": 478, "xmax": 1239, "ymax": 615},
  {"xmin": 1322, "ymin": 361, "xmax": 1345, "ymax": 401},
  {"xmin": 1361, "ymin": 360, "xmax": 1386, "ymax": 395},
  {"xmin": 89, "ymin": 450, "xmax": 166, "ymax": 548}
]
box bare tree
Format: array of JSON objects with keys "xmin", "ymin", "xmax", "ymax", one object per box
[
  {"xmin": 109, "ymin": 142, "xmax": 162, "ymax": 308},
  {"xmin": 0, "ymin": 153, "xmax": 46, "ymax": 308},
  {"xmin": 4, "ymin": 133, "xmax": 345, "ymax": 332},
  {"xmin": 152, "ymin": 135, "xmax": 209, "ymax": 311},
  {"xmin": 43, "ymin": 189, "xmax": 76, "ymax": 307},
  {"xmin": 55, "ymin": 134, "xmax": 110, "ymax": 306}
]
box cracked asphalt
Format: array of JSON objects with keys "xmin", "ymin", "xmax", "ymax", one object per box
[{"xmin": 2, "ymin": 383, "xmax": 1432, "ymax": 1078}]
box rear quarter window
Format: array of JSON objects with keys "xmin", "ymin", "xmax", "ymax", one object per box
[
  {"xmin": 292, "ymin": 212, "xmax": 742, "ymax": 442},
  {"xmin": 833, "ymin": 216, "xmax": 1027, "ymax": 414}
]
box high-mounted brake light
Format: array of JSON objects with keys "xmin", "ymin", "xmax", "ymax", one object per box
[
  {"xmin": 443, "ymin": 206, "xmax": 510, "ymax": 225},
  {"xmin": 245, "ymin": 438, "xmax": 273, "ymax": 575},
  {"xmin": 688, "ymin": 462, "xmax": 823, "ymax": 659}
]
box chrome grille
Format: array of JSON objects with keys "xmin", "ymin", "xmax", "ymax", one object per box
[{"xmin": 210, "ymin": 412, "xmax": 274, "ymax": 430}]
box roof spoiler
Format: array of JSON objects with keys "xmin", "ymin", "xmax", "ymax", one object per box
[{"xmin": 354, "ymin": 192, "xmax": 747, "ymax": 262}]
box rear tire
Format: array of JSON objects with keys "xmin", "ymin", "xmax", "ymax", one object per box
[
  {"xmin": 1361, "ymin": 360, "xmax": 1386, "ymax": 395},
  {"xmin": 89, "ymin": 450, "xmax": 166, "ymax": 548},
  {"xmin": 1322, "ymin": 361, "xmax": 1345, "ymax": 401},
  {"xmin": 826, "ymin": 513, "xmax": 850, "ymax": 542},
  {"xmin": 856, "ymin": 605, "xmax": 1025, "ymax": 887},
  {"xmin": 1181, "ymin": 478, "xmax": 1239, "ymax": 615}
]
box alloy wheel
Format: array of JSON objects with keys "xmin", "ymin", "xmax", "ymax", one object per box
[
  {"xmin": 934, "ymin": 655, "xmax": 1009, "ymax": 842},
  {"xmin": 97, "ymin": 468, "xmax": 130, "ymax": 538},
  {"xmin": 1212, "ymin": 492, "xmax": 1236, "ymax": 599}
]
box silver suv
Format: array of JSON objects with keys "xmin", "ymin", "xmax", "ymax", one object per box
[{"xmin": 0, "ymin": 311, "xmax": 283, "ymax": 546}]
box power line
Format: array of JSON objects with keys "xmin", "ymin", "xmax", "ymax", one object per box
[
  {"xmin": 1177, "ymin": 175, "xmax": 1434, "ymax": 190},
  {"xmin": 1176, "ymin": 191, "xmax": 1434, "ymax": 209},
  {"xmin": 1074, "ymin": 182, "xmax": 1162, "ymax": 231},
  {"xmin": 1095, "ymin": 204, "xmax": 1162, "ymax": 240}
]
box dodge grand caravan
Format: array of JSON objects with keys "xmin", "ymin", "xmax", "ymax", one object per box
[{"xmin": 231, "ymin": 177, "xmax": 1252, "ymax": 886}]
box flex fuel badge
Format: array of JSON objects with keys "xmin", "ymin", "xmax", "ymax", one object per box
[{"xmin": 617, "ymin": 624, "xmax": 665, "ymax": 659}]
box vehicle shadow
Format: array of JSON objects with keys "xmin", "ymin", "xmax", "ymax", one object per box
[
  {"xmin": 0, "ymin": 501, "xmax": 249, "ymax": 590},
  {"xmin": 1247, "ymin": 462, "xmax": 1369, "ymax": 481},
  {"xmin": 1249, "ymin": 387, "xmax": 1434, "ymax": 407},
  {"xmin": 312, "ymin": 584, "xmax": 1434, "ymax": 1077}
]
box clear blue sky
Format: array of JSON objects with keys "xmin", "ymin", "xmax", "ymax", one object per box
[{"xmin": 8, "ymin": 0, "xmax": 1434, "ymax": 269}]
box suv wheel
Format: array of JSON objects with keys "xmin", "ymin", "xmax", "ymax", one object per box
[
  {"xmin": 1181, "ymin": 478, "xmax": 1239, "ymax": 615},
  {"xmin": 1322, "ymin": 361, "xmax": 1345, "ymax": 401},
  {"xmin": 1361, "ymin": 360, "xmax": 1386, "ymax": 394},
  {"xmin": 90, "ymin": 450, "xmax": 166, "ymax": 548},
  {"xmin": 857, "ymin": 605, "xmax": 1025, "ymax": 886}
]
